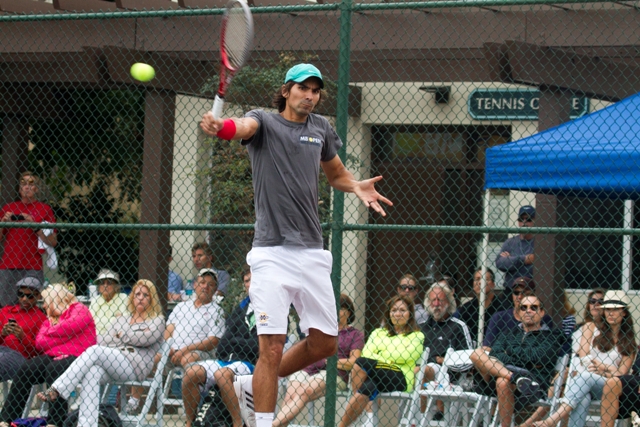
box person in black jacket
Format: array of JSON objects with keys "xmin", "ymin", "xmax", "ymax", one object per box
[
  {"xmin": 420, "ymin": 282, "xmax": 473, "ymax": 384},
  {"xmin": 470, "ymin": 295, "xmax": 566, "ymax": 427},
  {"xmin": 183, "ymin": 267, "xmax": 259, "ymax": 427}
]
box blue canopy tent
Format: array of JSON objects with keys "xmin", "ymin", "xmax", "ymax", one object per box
[
  {"xmin": 474, "ymin": 92, "xmax": 640, "ymax": 342},
  {"xmin": 484, "ymin": 92, "xmax": 640, "ymax": 199}
]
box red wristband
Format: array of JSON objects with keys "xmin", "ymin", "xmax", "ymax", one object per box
[{"xmin": 216, "ymin": 119, "xmax": 236, "ymax": 140}]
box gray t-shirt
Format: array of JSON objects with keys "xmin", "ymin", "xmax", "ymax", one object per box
[{"xmin": 243, "ymin": 110, "xmax": 343, "ymax": 248}]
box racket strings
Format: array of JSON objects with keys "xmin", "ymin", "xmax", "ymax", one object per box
[{"xmin": 224, "ymin": 7, "xmax": 252, "ymax": 69}]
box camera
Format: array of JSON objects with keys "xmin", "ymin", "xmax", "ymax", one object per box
[{"xmin": 10, "ymin": 214, "xmax": 24, "ymax": 221}]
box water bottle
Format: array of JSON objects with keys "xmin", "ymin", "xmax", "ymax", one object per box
[{"xmin": 184, "ymin": 279, "xmax": 194, "ymax": 300}]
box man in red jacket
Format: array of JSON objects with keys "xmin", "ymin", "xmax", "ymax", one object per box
[
  {"xmin": 0, "ymin": 172, "xmax": 56, "ymax": 308},
  {"xmin": 0, "ymin": 276, "xmax": 47, "ymax": 381}
]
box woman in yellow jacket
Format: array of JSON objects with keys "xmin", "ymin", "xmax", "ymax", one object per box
[{"xmin": 339, "ymin": 294, "xmax": 425, "ymax": 427}]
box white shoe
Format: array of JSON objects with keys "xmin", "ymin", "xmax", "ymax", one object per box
[
  {"xmin": 233, "ymin": 375, "xmax": 256, "ymax": 427},
  {"xmin": 125, "ymin": 396, "xmax": 140, "ymax": 414}
]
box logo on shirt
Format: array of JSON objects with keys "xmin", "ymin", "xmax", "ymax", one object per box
[
  {"xmin": 259, "ymin": 312, "xmax": 269, "ymax": 326},
  {"xmin": 299, "ymin": 136, "xmax": 322, "ymax": 146}
]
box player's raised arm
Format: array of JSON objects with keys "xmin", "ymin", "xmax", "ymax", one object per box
[{"xmin": 200, "ymin": 112, "xmax": 259, "ymax": 141}]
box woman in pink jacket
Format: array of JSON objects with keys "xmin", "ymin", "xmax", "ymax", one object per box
[{"xmin": 0, "ymin": 283, "xmax": 96, "ymax": 427}]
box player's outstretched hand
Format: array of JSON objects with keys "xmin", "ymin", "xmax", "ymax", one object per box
[
  {"xmin": 200, "ymin": 112, "xmax": 224, "ymax": 136},
  {"xmin": 354, "ymin": 175, "xmax": 393, "ymax": 217}
]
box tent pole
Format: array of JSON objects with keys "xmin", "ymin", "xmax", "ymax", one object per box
[
  {"xmin": 478, "ymin": 189, "xmax": 491, "ymax": 345},
  {"xmin": 622, "ymin": 200, "xmax": 634, "ymax": 292}
]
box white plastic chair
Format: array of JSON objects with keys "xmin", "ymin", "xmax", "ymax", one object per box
[
  {"xmin": 419, "ymin": 348, "xmax": 495, "ymax": 427},
  {"xmin": 368, "ymin": 347, "xmax": 431, "ymax": 427},
  {"xmin": 157, "ymin": 366, "xmax": 184, "ymax": 417},
  {"xmin": 104, "ymin": 339, "xmax": 173, "ymax": 427}
]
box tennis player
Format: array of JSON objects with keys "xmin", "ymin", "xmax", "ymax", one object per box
[{"xmin": 200, "ymin": 63, "xmax": 392, "ymax": 427}]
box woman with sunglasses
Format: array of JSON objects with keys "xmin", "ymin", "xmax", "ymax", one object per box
[
  {"xmin": 0, "ymin": 277, "xmax": 47, "ymax": 382},
  {"xmin": 37, "ymin": 280, "xmax": 165, "ymax": 427},
  {"xmin": 571, "ymin": 288, "xmax": 606, "ymax": 356},
  {"xmin": 532, "ymin": 290, "xmax": 636, "ymax": 427},
  {"xmin": 396, "ymin": 274, "xmax": 428, "ymax": 324}
]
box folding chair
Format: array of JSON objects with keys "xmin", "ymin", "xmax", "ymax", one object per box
[
  {"xmin": 21, "ymin": 383, "xmax": 46, "ymax": 418},
  {"xmin": 104, "ymin": 339, "xmax": 173, "ymax": 427},
  {"xmin": 157, "ymin": 366, "xmax": 184, "ymax": 417},
  {"xmin": 419, "ymin": 348, "xmax": 495, "ymax": 427},
  {"xmin": 368, "ymin": 347, "xmax": 431, "ymax": 427}
]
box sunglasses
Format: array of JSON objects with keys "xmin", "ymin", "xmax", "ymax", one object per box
[
  {"xmin": 519, "ymin": 304, "xmax": 540, "ymax": 312},
  {"xmin": 17, "ymin": 290, "xmax": 36, "ymax": 299},
  {"xmin": 399, "ymin": 285, "xmax": 417, "ymax": 292},
  {"xmin": 589, "ymin": 298, "xmax": 604, "ymax": 305},
  {"xmin": 518, "ymin": 218, "xmax": 534, "ymax": 223}
]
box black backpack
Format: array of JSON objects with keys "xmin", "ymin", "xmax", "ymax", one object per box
[
  {"xmin": 193, "ymin": 384, "xmax": 232, "ymax": 427},
  {"xmin": 63, "ymin": 404, "xmax": 123, "ymax": 427}
]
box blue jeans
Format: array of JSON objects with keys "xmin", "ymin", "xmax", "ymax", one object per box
[{"xmin": 561, "ymin": 371, "xmax": 606, "ymax": 427}]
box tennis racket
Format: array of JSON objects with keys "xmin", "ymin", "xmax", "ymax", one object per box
[{"xmin": 211, "ymin": 0, "xmax": 254, "ymax": 119}]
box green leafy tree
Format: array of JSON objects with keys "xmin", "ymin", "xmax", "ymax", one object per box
[{"xmin": 26, "ymin": 89, "xmax": 145, "ymax": 293}]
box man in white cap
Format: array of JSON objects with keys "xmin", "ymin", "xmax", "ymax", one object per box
[
  {"xmin": 88, "ymin": 268, "xmax": 128, "ymax": 336},
  {"xmin": 200, "ymin": 63, "xmax": 392, "ymax": 427}
]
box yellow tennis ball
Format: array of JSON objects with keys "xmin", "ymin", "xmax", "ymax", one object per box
[{"xmin": 130, "ymin": 63, "xmax": 155, "ymax": 82}]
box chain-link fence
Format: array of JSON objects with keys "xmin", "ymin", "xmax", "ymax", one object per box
[{"xmin": 0, "ymin": 1, "xmax": 639, "ymax": 427}]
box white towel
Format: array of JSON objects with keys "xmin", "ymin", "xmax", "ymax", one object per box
[{"xmin": 37, "ymin": 221, "xmax": 58, "ymax": 270}]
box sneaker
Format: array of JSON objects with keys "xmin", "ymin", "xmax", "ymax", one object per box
[
  {"xmin": 125, "ymin": 396, "xmax": 140, "ymax": 414},
  {"xmin": 233, "ymin": 375, "xmax": 256, "ymax": 427},
  {"xmin": 515, "ymin": 376, "xmax": 540, "ymax": 396}
]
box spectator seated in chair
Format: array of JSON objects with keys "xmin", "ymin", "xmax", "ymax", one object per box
[
  {"xmin": 337, "ymin": 295, "xmax": 425, "ymax": 427},
  {"xmin": 36, "ymin": 280, "xmax": 165, "ymax": 427},
  {"xmin": 470, "ymin": 295, "xmax": 566, "ymax": 427},
  {"xmin": 529, "ymin": 290, "xmax": 636, "ymax": 427},
  {"xmin": 183, "ymin": 268, "xmax": 258, "ymax": 427},
  {"xmin": 273, "ymin": 293, "xmax": 364, "ymax": 427},
  {"xmin": 483, "ymin": 277, "xmax": 553, "ymax": 349},
  {"xmin": 598, "ymin": 348, "xmax": 640, "ymax": 427},
  {"xmin": 89, "ymin": 269, "xmax": 128, "ymax": 337},
  {"xmin": 0, "ymin": 284, "xmax": 96, "ymax": 427},
  {"xmin": 128, "ymin": 268, "xmax": 225, "ymax": 413},
  {"xmin": 0, "ymin": 277, "xmax": 47, "ymax": 383},
  {"xmin": 420, "ymin": 281, "xmax": 473, "ymax": 418}
]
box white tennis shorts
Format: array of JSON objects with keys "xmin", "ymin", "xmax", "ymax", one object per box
[{"xmin": 246, "ymin": 246, "xmax": 339, "ymax": 336}]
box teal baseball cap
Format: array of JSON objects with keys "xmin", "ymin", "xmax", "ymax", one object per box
[{"xmin": 284, "ymin": 63, "xmax": 324, "ymax": 88}]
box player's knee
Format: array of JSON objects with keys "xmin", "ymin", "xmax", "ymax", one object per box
[{"xmin": 259, "ymin": 337, "xmax": 286, "ymax": 364}]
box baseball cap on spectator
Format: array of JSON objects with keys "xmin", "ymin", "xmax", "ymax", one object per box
[
  {"xmin": 198, "ymin": 268, "xmax": 219, "ymax": 282},
  {"xmin": 16, "ymin": 276, "xmax": 43, "ymax": 292},
  {"xmin": 95, "ymin": 269, "xmax": 120, "ymax": 284},
  {"xmin": 518, "ymin": 205, "xmax": 536, "ymax": 219},
  {"xmin": 601, "ymin": 290, "xmax": 629, "ymax": 309},
  {"xmin": 512, "ymin": 276, "xmax": 535, "ymax": 291}
]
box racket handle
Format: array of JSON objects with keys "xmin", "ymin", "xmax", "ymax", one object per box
[{"xmin": 212, "ymin": 95, "xmax": 225, "ymax": 120}]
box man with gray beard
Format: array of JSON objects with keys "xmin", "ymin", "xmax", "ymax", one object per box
[{"xmin": 420, "ymin": 282, "xmax": 473, "ymax": 385}]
